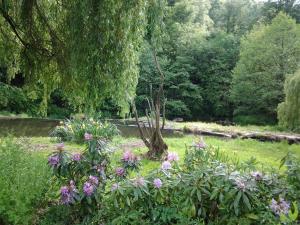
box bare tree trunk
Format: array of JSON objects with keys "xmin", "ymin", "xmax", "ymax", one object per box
[{"xmin": 131, "ymin": 47, "xmax": 168, "ymax": 160}]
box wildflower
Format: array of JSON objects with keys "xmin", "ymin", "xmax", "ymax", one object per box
[
  {"xmin": 133, "ymin": 177, "xmax": 146, "ymax": 187},
  {"xmin": 72, "ymin": 153, "xmax": 81, "ymax": 161},
  {"xmin": 84, "ymin": 132, "xmax": 93, "ymax": 141},
  {"xmin": 251, "ymin": 171, "xmax": 263, "ymax": 181},
  {"xmin": 161, "ymin": 161, "xmax": 172, "ymax": 170},
  {"xmin": 270, "ymin": 198, "xmax": 290, "ymax": 216},
  {"xmin": 111, "ymin": 183, "xmax": 120, "ymax": 191},
  {"xmin": 83, "ymin": 182, "xmax": 94, "ymax": 196},
  {"xmin": 115, "ymin": 167, "xmax": 125, "ymax": 177},
  {"xmin": 153, "ymin": 178, "xmax": 162, "ymax": 189},
  {"xmin": 48, "ymin": 155, "xmax": 59, "ymax": 167},
  {"xmin": 167, "ymin": 152, "xmax": 179, "ymax": 162},
  {"xmin": 56, "ymin": 143, "xmax": 65, "ymax": 151}
]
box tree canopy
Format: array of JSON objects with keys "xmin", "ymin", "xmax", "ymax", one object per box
[
  {"xmin": 231, "ymin": 12, "xmax": 300, "ymax": 124},
  {"xmin": 0, "ymin": 0, "xmax": 147, "ymax": 115}
]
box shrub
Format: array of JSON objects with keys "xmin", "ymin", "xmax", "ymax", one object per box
[
  {"xmin": 50, "ymin": 117, "xmax": 119, "ymax": 143},
  {"xmin": 45, "ymin": 137, "xmax": 300, "ymax": 224},
  {"xmin": 0, "ymin": 138, "xmax": 50, "ymax": 225}
]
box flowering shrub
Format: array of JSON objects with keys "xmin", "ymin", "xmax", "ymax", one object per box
[
  {"xmin": 50, "ymin": 117, "xmax": 119, "ymax": 143},
  {"xmin": 46, "ymin": 137, "xmax": 300, "ymax": 225},
  {"xmin": 47, "ymin": 134, "xmax": 113, "ymax": 216}
]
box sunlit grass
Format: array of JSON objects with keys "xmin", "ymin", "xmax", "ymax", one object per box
[{"xmin": 21, "ymin": 135, "xmax": 300, "ymax": 173}]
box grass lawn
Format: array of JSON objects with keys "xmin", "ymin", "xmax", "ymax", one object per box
[{"xmin": 24, "ymin": 135, "xmax": 300, "ymax": 174}]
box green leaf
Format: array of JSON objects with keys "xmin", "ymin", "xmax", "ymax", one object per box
[
  {"xmin": 234, "ymin": 190, "xmax": 242, "ymax": 216},
  {"xmin": 242, "ymin": 193, "xmax": 251, "ymax": 210}
]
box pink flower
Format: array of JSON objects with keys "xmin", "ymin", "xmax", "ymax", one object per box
[
  {"xmin": 167, "ymin": 152, "xmax": 179, "ymax": 162},
  {"xmin": 83, "ymin": 182, "xmax": 94, "ymax": 196},
  {"xmin": 56, "ymin": 143, "xmax": 65, "ymax": 151},
  {"xmin": 122, "ymin": 150, "xmax": 135, "ymax": 162},
  {"xmin": 115, "ymin": 167, "xmax": 125, "ymax": 177},
  {"xmin": 84, "ymin": 133, "xmax": 93, "ymax": 141},
  {"xmin": 133, "ymin": 177, "xmax": 146, "ymax": 187},
  {"xmin": 48, "ymin": 155, "xmax": 59, "ymax": 167},
  {"xmin": 88, "ymin": 175, "xmax": 99, "ymax": 186},
  {"xmin": 72, "ymin": 153, "xmax": 81, "ymax": 161},
  {"xmin": 161, "ymin": 161, "xmax": 172, "ymax": 170},
  {"xmin": 111, "ymin": 183, "xmax": 120, "ymax": 191},
  {"xmin": 153, "ymin": 178, "xmax": 162, "ymax": 189}
]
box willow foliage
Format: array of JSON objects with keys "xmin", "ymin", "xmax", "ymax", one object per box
[
  {"xmin": 0, "ymin": 0, "xmax": 149, "ymax": 116},
  {"xmin": 278, "ymin": 70, "xmax": 300, "ymax": 132}
]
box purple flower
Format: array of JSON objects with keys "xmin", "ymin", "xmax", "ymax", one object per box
[
  {"xmin": 60, "ymin": 181, "xmax": 78, "ymax": 204},
  {"xmin": 133, "ymin": 177, "xmax": 146, "ymax": 187},
  {"xmin": 235, "ymin": 180, "xmax": 246, "ymax": 191},
  {"xmin": 153, "ymin": 178, "xmax": 162, "ymax": 189},
  {"xmin": 84, "ymin": 132, "xmax": 93, "ymax": 141},
  {"xmin": 88, "ymin": 175, "xmax": 99, "ymax": 186},
  {"xmin": 251, "ymin": 171, "xmax": 263, "ymax": 181},
  {"xmin": 270, "ymin": 198, "xmax": 290, "ymax": 216},
  {"xmin": 48, "ymin": 155, "xmax": 59, "ymax": 167},
  {"xmin": 111, "ymin": 183, "xmax": 120, "ymax": 191},
  {"xmin": 115, "ymin": 167, "xmax": 125, "ymax": 177},
  {"xmin": 161, "ymin": 161, "xmax": 172, "ymax": 170},
  {"xmin": 83, "ymin": 182, "xmax": 94, "ymax": 196},
  {"xmin": 72, "ymin": 153, "xmax": 81, "ymax": 161},
  {"xmin": 167, "ymin": 152, "xmax": 179, "ymax": 162},
  {"xmin": 56, "ymin": 143, "xmax": 65, "ymax": 151},
  {"xmin": 122, "ymin": 150, "xmax": 135, "ymax": 162}
]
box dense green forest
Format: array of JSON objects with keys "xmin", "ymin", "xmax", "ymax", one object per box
[{"xmin": 1, "ymin": 0, "xmax": 300, "ymax": 129}]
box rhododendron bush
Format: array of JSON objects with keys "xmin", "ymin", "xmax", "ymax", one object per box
[
  {"xmin": 50, "ymin": 118, "xmax": 119, "ymax": 143},
  {"xmin": 46, "ymin": 136, "xmax": 299, "ymax": 225}
]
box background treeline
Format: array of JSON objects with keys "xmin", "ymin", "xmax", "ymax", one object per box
[{"xmin": 1, "ymin": 0, "xmax": 300, "ymax": 129}]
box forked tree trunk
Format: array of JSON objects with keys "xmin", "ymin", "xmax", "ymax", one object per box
[{"xmin": 132, "ymin": 47, "xmax": 168, "ymax": 160}]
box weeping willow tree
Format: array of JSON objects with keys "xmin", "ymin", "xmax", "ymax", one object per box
[
  {"xmin": 0, "ymin": 0, "xmax": 147, "ymax": 116},
  {"xmin": 278, "ymin": 70, "xmax": 300, "ymax": 132}
]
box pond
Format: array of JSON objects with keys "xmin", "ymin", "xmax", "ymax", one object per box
[{"xmin": 0, "ymin": 117, "xmax": 180, "ymax": 137}]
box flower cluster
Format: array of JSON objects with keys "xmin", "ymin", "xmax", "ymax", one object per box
[
  {"xmin": 111, "ymin": 183, "xmax": 120, "ymax": 191},
  {"xmin": 60, "ymin": 180, "xmax": 78, "ymax": 204},
  {"xmin": 251, "ymin": 171, "xmax": 263, "ymax": 181},
  {"xmin": 48, "ymin": 155, "xmax": 60, "ymax": 167},
  {"xmin": 84, "ymin": 132, "xmax": 93, "ymax": 141},
  {"xmin": 161, "ymin": 161, "xmax": 172, "ymax": 170},
  {"xmin": 72, "ymin": 153, "xmax": 81, "ymax": 161},
  {"xmin": 133, "ymin": 177, "xmax": 146, "ymax": 187},
  {"xmin": 270, "ymin": 198, "xmax": 290, "ymax": 216},
  {"xmin": 121, "ymin": 150, "xmax": 140, "ymax": 170},
  {"xmin": 167, "ymin": 152, "xmax": 179, "ymax": 162},
  {"xmin": 83, "ymin": 175, "xmax": 99, "ymax": 196},
  {"xmin": 115, "ymin": 167, "xmax": 126, "ymax": 177},
  {"xmin": 153, "ymin": 178, "xmax": 162, "ymax": 189}
]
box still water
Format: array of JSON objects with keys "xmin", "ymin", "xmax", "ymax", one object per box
[{"xmin": 0, "ymin": 118, "xmax": 179, "ymax": 137}]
